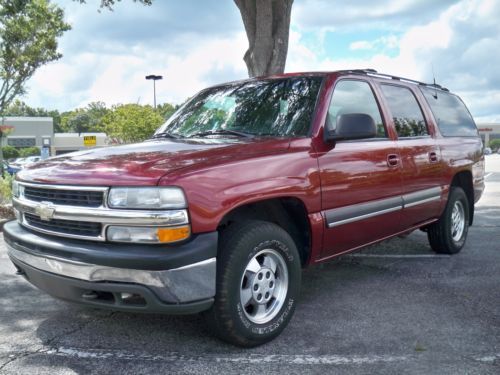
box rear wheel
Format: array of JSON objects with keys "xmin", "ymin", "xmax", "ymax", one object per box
[
  {"xmin": 204, "ymin": 220, "xmax": 301, "ymax": 347},
  {"xmin": 427, "ymin": 187, "xmax": 469, "ymax": 254}
]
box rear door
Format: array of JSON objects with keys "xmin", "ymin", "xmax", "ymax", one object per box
[
  {"xmin": 377, "ymin": 83, "xmax": 445, "ymax": 227},
  {"xmin": 318, "ymin": 78, "xmax": 404, "ymax": 259}
]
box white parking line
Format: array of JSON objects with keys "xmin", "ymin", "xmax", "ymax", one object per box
[
  {"xmin": 473, "ymin": 354, "xmax": 500, "ymax": 363},
  {"xmin": 484, "ymin": 172, "xmax": 493, "ymax": 180},
  {"xmin": 45, "ymin": 347, "xmax": 411, "ymax": 365},
  {"xmin": 347, "ymin": 254, "xmax": 450, "ymax": 258}
]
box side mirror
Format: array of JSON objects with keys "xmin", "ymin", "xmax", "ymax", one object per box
[{"xmin": 325, "ymin": 113, "xmax": 377, "ymax": 142}]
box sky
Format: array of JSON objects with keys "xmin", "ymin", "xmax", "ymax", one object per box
[{"xmin": 23, "ymin": 0, "xmax": 500, "ymax": 123}]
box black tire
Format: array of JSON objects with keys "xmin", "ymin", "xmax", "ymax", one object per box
[
  {"xmin": 204, "ymin": 220, "xmax": 301, "ymax": 347},
  {"xmin": 427, "ymin": 186, "xmax": 469, "ymax": 254}
]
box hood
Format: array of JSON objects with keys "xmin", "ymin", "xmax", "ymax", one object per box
[{"xmin": 17, "ymin": 138, "xmax": 290, "ymax": 186}]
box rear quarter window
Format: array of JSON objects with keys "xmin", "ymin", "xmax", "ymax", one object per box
[{"xmin": 421, "ymin": 87, "xmax": 478, "ymax": 137}]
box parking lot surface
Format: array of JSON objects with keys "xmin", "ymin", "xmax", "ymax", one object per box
[{"xmin": 1, "ymin": 155, "xmax": 499, "ymax": 374}]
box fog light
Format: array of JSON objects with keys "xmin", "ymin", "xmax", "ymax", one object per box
[{"xmin": 107, "ymin": 225, "xmax": 190, "ymax": 243}]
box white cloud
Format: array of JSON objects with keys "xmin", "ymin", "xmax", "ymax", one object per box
[
  {"xmin": 288, "ymin": 0, "xmax": 500, "ymax": 121},
  {"xmin": 349, "ymin": 35, "xmax": 399, "ymax": 51},
  {"xmin": 293, "ymin": 0, "xmax": 460, "ymax": 32},
  {"xmin": 19, "ymin": 0, "xmax": 500, "ymax": 123},
  {"xmin": 23, "ymin": 0, "xmax": 246, "ymax": 111},
  {"xmin": 25, "ymin": 30, "xmax": 247, "ymax": 110},
  {"xmin": 349, "ymin": 41, "xmax": 374, "ymax": 51}
]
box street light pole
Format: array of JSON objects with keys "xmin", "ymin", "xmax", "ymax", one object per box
[{"xmin": 145, "ymin": 74, "xmax": 163, "ymax": 109}]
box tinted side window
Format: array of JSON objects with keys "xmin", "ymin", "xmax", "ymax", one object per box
[
  {"xmin": 421, "ymin": 87, "xmax": 478, "ymax": 137},
  {"xmin": 381, "ymin": 85, "xmax": 428, "ymax": 138},
  {"xmin": 327, "ymin": 80, "xmax": 386, "ymax": 138}
]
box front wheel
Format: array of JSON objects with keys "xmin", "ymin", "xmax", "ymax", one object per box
[
  {"xmin": 204, "ymin": 221, "xmax": 301, "ymax": 347},
  {"xmin": 427, "ymin": 186, "xmax": 469, "ymax": 254}
]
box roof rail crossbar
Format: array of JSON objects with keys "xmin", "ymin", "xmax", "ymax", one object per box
[
  {"xmin": 337, "ymin": 69, "xmax": 449, "ymax": 92},
  {"xmin": 338, "ymin": 68, "xmax": 378, "ymax": 75}
]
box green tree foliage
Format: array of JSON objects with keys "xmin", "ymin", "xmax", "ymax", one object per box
[
  {"xmin": 60, "ymin": 102, "xmax": 109, "ymax": 133},
  {"xmin": 3, "ymin": 99, "xmax": 62, "ymax": 132},
  {"xmin": 1, "ymin": 145, "xmax": 19, "ymax": 159},
  {"xmin": 19, "ymin": 146, "xmax": 40, "ymax": 157},
  {"xmin": 489, "ymin": 139, "xmax": 500, "ymax": 151},
  {"xmin": 103, "ymin": 104, "xmax": 164, "ymax": 143},
  {"xmin": 0, "ymin": 0, "xmax": 71, "ymax": 113},
  {"xmin": 76, "ymin": 0, "xmax": 152, "ymax": 11},
  {"xmin": 156, "ymin": 103, "xmax": 176, "ymax": 121}
]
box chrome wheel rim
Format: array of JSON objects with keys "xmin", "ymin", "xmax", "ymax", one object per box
[
  {"xmin": 451, "ymin": 200, "xmax": 465, "ymax": 242},
  {"xmin": 240, "ymin": 249, "xmax": 289, "ymax": 324}
]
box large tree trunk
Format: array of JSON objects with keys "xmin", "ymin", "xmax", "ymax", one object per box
[{"xmin": 234, "ymin": 0, "xmax": 293, "ymax": 77}]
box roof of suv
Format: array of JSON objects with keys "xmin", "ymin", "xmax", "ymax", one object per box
[{"xmin": 210, "ymin": 69, "xmax": 450, "ymax": 93}]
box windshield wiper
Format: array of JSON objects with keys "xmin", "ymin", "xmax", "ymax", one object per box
[
  {"xmin": 188, "ymin": 129, "xmax": 254, "ymax": 138},
  {"xmin": 151, "ymin": 132, "xmax": 181, "ymax": 139}
]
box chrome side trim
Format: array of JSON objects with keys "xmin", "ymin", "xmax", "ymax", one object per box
[
  {"xmin": 402, "ymin": 187, "xmax": 442, "ymax": 208},
  {"xmin": 325, "ymin": 186, "xmax": 443, "ymax": 228},
  {"xmin": 8, "ymin": 245, "xmax": 216, "ymax": 303},
  {"xmin": 325, "ymin": 196, "xmax": 403, "ymax": 228},
  {"xmin": 327, "ymin": 205, "xmax": 402, "ymax": 228},
  {"xmin": 403, "ymin": 195, "xmax": 441, "ymax": 208}
]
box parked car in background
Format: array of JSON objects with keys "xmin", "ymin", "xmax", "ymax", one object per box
[
  {"xmin": 10, "ymin": 158, "xmax": 26, "ymax": 168},
  {"xmin": 1, "ymin": 161, "xmax": 21, "ymax": 175},
  {"xmin": 484, "ymin": 147, "xmax": 492, "ymax": 155},
  {"xmin": 11, "ymin": 156, "xmax": 41, "ymax": 169},
  {"xmin": 5, "ymin": 69, "xmax": 484, "ymax": 347},
  {"xmin": 22, "ymin": 156, "xmax": 42, "ymax": 168}
]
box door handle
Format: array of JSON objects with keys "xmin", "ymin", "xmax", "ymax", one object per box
[
  {"xmin": 387, "ymin": 154, "xmax": 399, "ymax": 167},
  {"xmin": 429, "ymin": 152, "xmax": 438, "ymax": 163}
]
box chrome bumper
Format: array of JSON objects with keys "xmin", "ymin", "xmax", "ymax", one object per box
[{"xmin": 7, "ymin": 245, "xmax": 216, "ymax": 304}]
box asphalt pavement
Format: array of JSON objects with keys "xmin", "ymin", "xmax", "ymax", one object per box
[{"xmin": 0, "ymin": 156, "xmax": 499, "ymax": 374}]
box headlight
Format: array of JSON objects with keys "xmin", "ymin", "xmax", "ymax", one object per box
[
  {"xmin": 108, "ymin": 187, "xmax": 186, "ymax": 209},
  {"xmin": 107, "ymin": 225, "xmax": 191, "ymax": 243}
]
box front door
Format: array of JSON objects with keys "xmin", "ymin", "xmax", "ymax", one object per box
[{"xmin": 318, "ymin": 79, "xmax": 404, "ymax": 260}]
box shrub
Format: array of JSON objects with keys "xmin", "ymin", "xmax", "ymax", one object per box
[
  {"xmin": 489, "ymin": 139, "xmax": 500, "ymax": 151},
  {"xmin": 2, "ymin": 145, "xmax": 20, "ymax": 160},
  {"xmin": 19, "ymin": 147, "xmax": 40, "ymax": 157},
  {"xmin": 0, "ymin": 172, "xmax": 13, "ymax": 205}
]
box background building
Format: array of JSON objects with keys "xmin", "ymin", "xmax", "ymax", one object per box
[
  {"xmin": 1, "ymin": 117, "xmax": 108, "ymax": 157},
  {"xmin": 478, "ymin": 123, "xmax": 500, "ymax": 147},
  {"xmin": 53, "ymin": 133, "xmax": 107, "ymax": 155},
  {"xmin": 2, "ymin": 117, "xmax": 53, "ymax": 149}
]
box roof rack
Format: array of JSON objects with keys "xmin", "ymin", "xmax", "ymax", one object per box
[{"xmin": 337, "ymin": 69, "xmax": 449, "ymax": 92}]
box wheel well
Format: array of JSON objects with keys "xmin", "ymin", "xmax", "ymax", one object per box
[
  {"xmin": 217, "ymin": 198, "xmax": 311, "ymax": 265},
  {"xmin": 451, "ymin": 171, "xmax": 474, "ymax": 225}
]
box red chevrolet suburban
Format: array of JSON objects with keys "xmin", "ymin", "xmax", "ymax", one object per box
[{"xmin": 5, "ymin": 69, "xmax": 484, "ymax": 347}]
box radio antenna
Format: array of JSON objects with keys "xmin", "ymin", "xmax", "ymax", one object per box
[{"xmin": 432, "ymin": 64, "xmax": 438, "ymax": 99}]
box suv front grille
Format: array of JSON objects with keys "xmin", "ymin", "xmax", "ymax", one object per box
[
  {"xmin": 24, "ymin": 213, "xmax": 102, "ymax": 237},
  {"xmin": 23, "ymin": 186, "xmax": 104, "ymax": 207}
]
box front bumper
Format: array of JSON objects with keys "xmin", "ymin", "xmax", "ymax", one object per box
[{"xmin": 4, "ymin": 221, "xmax": 217, "ymax": 314}]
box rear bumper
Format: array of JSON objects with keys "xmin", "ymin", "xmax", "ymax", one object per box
[{"xmin": 4, "ymin": 221, "xmax": 217, "ymax": 314}]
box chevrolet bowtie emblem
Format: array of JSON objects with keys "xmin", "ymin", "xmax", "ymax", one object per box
[{"xmin": 36, "ymin": 202, "xmax": 56, "ymax": 221}]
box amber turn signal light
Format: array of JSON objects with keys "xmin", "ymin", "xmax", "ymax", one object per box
[{"xmin": 157, "ymin": 226, "xmax": 191, "ymax": 243}]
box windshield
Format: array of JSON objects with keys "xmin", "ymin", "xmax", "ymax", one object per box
[{"xmin": 155, "ymin": 76, "xmax": 323, "ymax": 138}]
